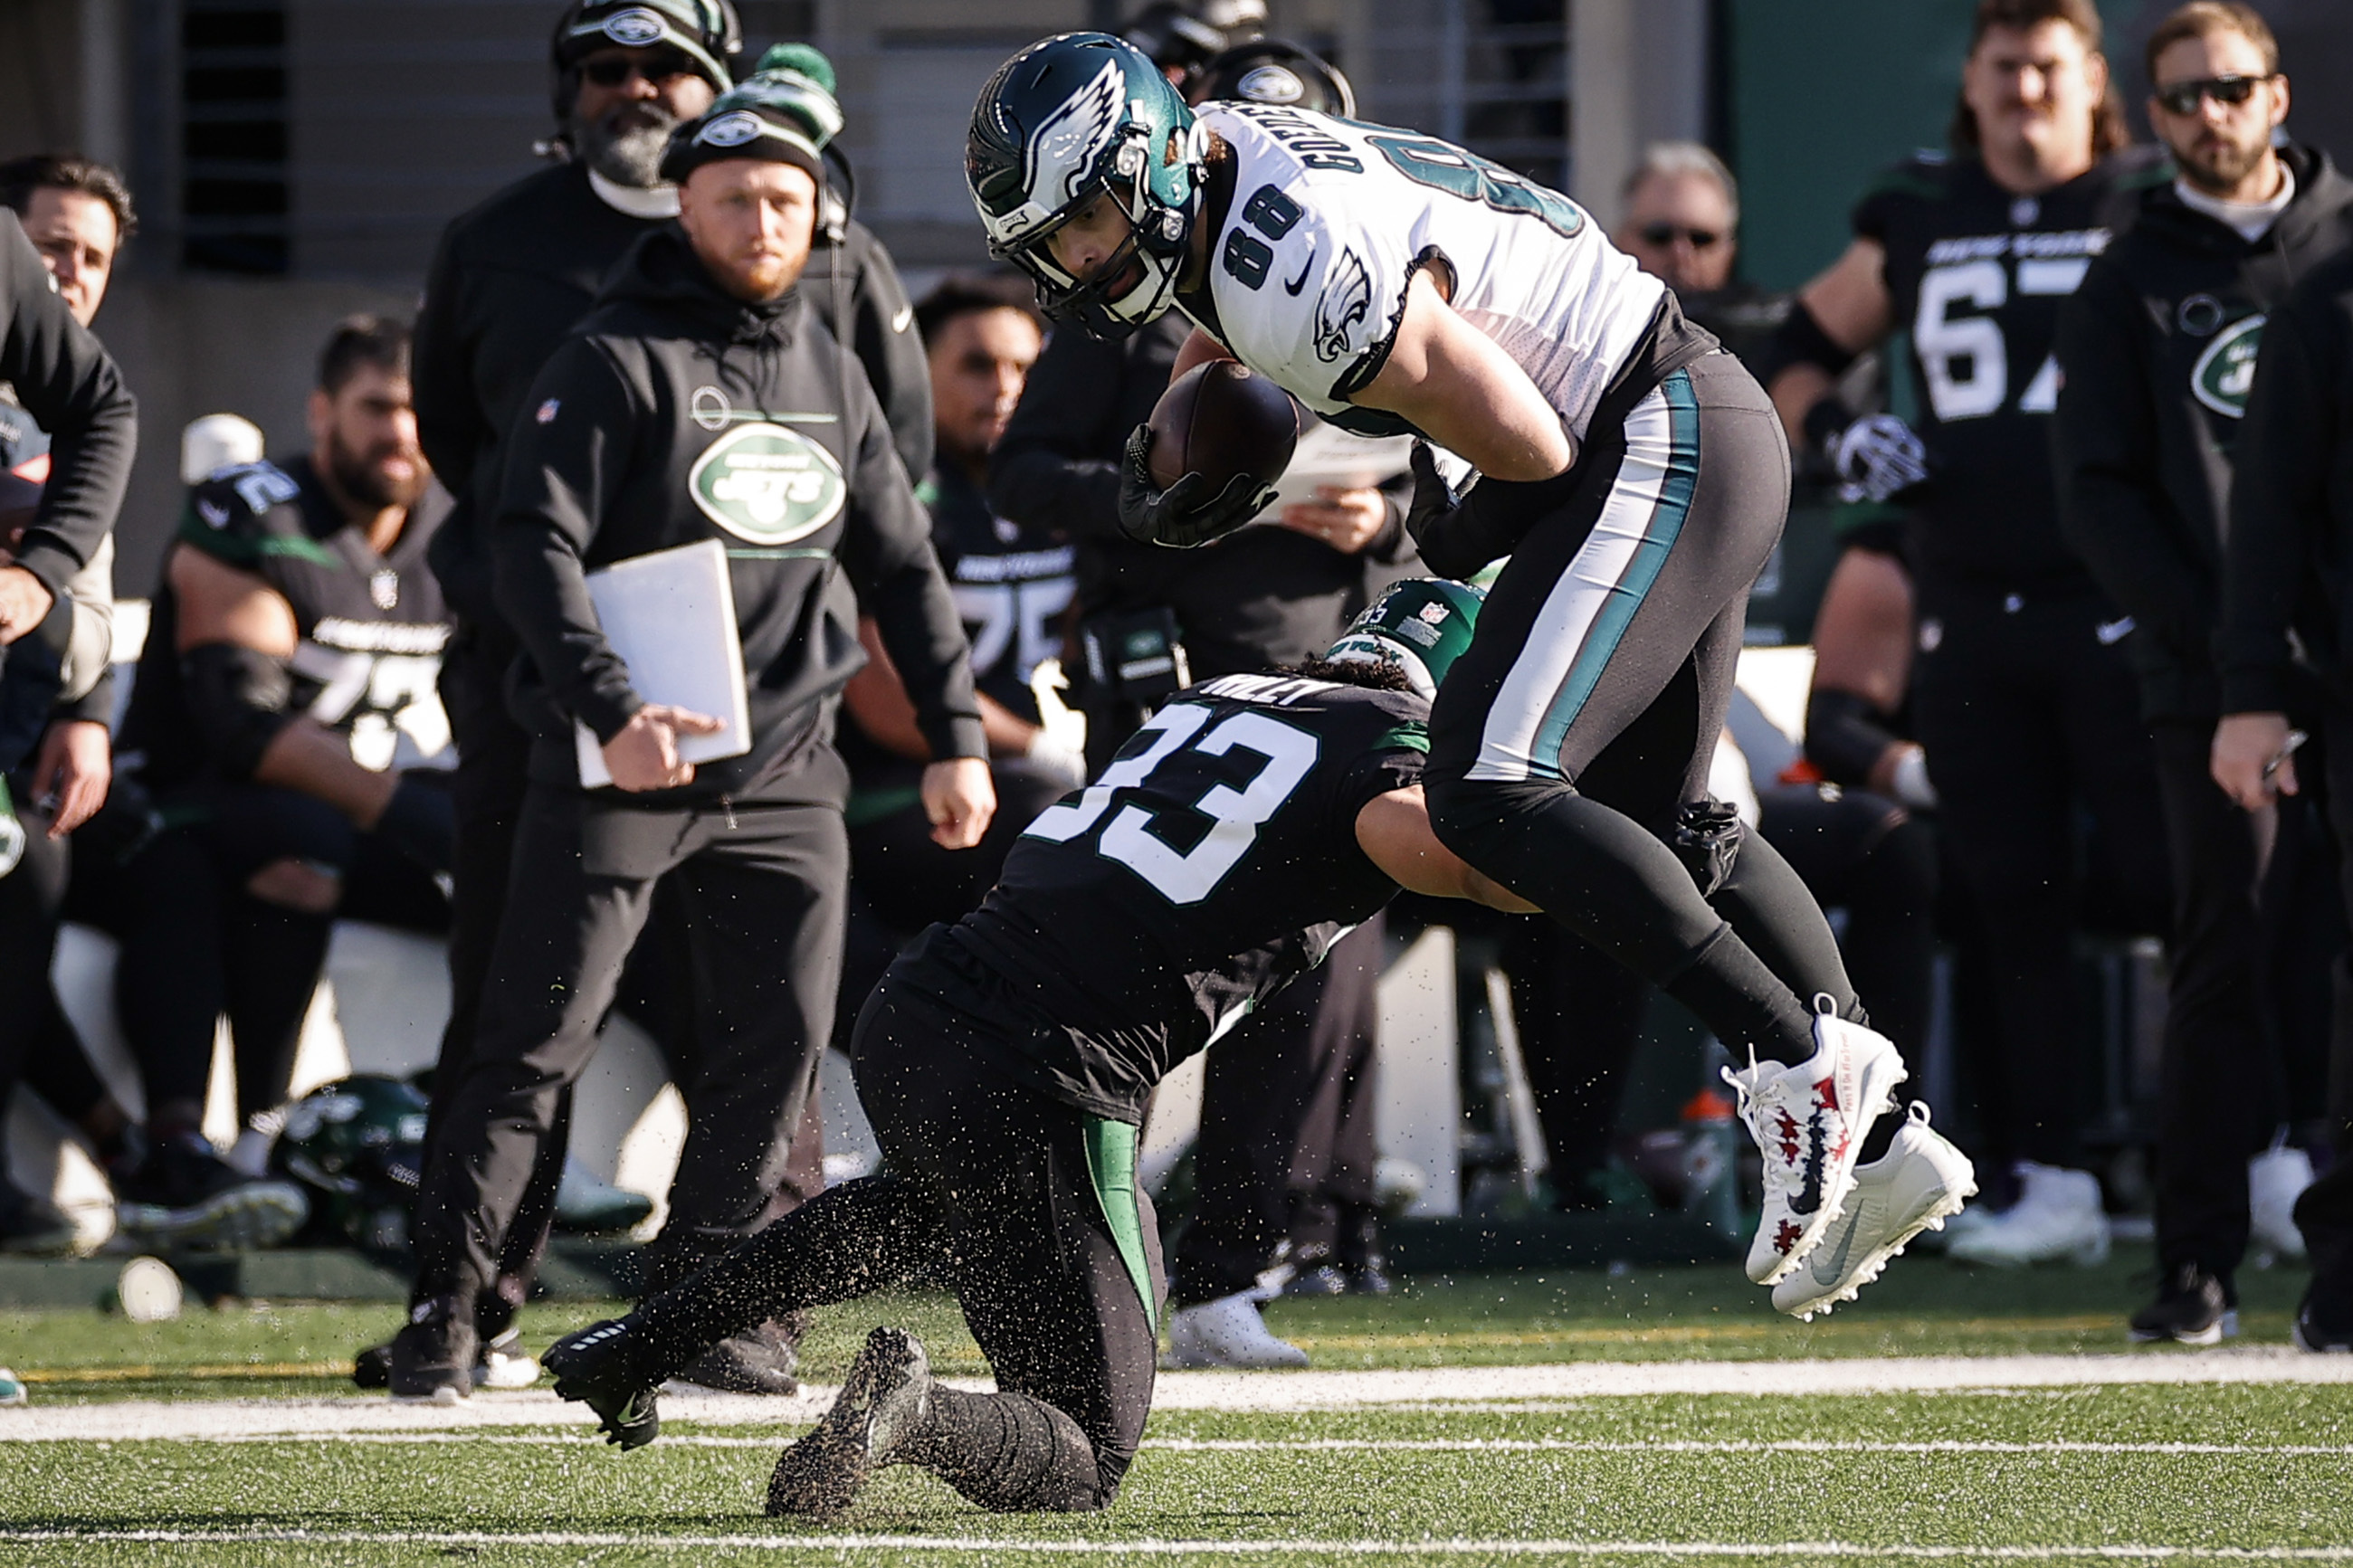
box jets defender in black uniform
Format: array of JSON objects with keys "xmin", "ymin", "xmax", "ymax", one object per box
[
  {"xmin": 546, "ymin": 583, "xmax": 1529, "ymax": 1516},
  {"xmin": 1764, "ymin": 0, "xmax": 2166, "ymax": 1266}
]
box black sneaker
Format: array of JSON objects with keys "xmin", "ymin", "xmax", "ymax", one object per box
[
  {"xmin": 2129, "ymin": 1266, "xmax": 2237, "ymax": 1346},
  {"xmin": 1340, "ymin": 1212, "xmax": 1395, "ymax": 1297},
  {"xmin": 0, "ymin": 1180, "xmax": 78, "ymax": 1257},
  {"xmin": 1280, "ymin": 1247, "xmax": 1347, "ymax": 1299},
  {"xmin": 546, "ymin": 1317, "xmax": 664, "ymax": 1449},
  {"xmin": 767, "ymin": 1326, "xmax": 936, "ymax": 1519},
  {"xmin": 672, "ymin": 1317, "xmax": 802, "ymax": 1395},
  {"xmin": 388, "ymin": 1297, "xmax": 477, "ymax": 1403},
  {"xmin": 114, "ymin": 1133, "xmax": 308, "ymax": 1252},
  {"xmin": 2292, "ymin": 1291, "xmax": 2353, "ymax": 1354}
]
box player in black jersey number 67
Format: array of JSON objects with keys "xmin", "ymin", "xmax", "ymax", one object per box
[
  {"xmin": 962, "ymin": 31, "xmax": 1975, "ymax": 1310},
  {"xmin": 548, "ymin": 582, "xmax": 1529, "ymax": 1514}
]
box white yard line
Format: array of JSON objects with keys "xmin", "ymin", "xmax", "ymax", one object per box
[
  {"xmin": 138, "ymin": 1430, "xmax": 2353, "ymax": 1458},
  {"xmin": 3, "ymin": 1529, "xmax": 2352, "ymax": 1559},
  {"xmin": 5, "ymin": 1351, "xmax": 2352, "ymax": 1444}
]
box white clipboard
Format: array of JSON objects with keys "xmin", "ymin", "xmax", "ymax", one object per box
[{"xmin": 573, "ymin": 538, "xmax": 752, "ymax": 789}]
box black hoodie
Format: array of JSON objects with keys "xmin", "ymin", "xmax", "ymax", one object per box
[
  {"xmin": 489, "ymin": 224, "xmax": 983, "ymax": 806},
  {"xmin": 2053, "ymin": 145, "xmax": 2353, "ymax": 718}
]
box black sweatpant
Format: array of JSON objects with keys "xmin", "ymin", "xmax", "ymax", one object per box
[
  {"xmin": 0, "ymin": 785, "xmax": 113, "ymax": 1181},
  {"xmin": 1426, "ymin": 356, "xmax": 1857, "ymax": 1069},
  {"xmin": 409, "ymin": 786, "xmax": 845, "ymax": 1307},
  {"xmin": 2296, "ymin": 700, "xmax": 2353, "ymax": 1313},
  {"xmin": 2146, "ymin": 717, "xmax": 2273, "ymax": 1281},
  {"xmin": 634, "ymin": 969, "xmax": 1160, "ymax": 1512},
  {"xmin": 1171, "ymin": 914, "xmax": 1383, "ymax": 1304},
  {"xmin": 1910, "ymin": 589, "xmax": 2168, "ymax": 1169},
  {"xmin": 429, "ymin": 620, "xmax": 572, "ymax": 1320},
  {"xmin": 1758, "ymin": 784, "xmax": 1939, "ymax": 1065}
]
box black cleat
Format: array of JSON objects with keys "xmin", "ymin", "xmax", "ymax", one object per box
[
  {"xmin": 2293, "ymin": 1291, "xmax": 2353, "ymax": 1354},
  {"xmin": 2129, "ymin": 1266, "xmax": 2236, "ymax": 1346},
  {"xmin": 546, "ymin": 1318, "xmax": 663, "ymax": 1449},
  {"xmin": 388, "ymin": 1297, "xmax": 477, "ymax": 1403},
  {"xmin": 672, "ymin": 1318, "xmax": 801, "ymax": 1395},
  {"xmin": 767, "ymin": 1326, "xmax": 936, "ymax": 1519}
]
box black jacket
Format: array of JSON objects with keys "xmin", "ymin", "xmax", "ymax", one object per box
[
  {"xmin": 2220, "ymin": 244, "xmax": 2353, "ymax": 713},
  {"xmin": 0, "ymin": 212, "xmax": 135, "ymax": 598},
  {"xmin": 490, "ymin": 225, "xmax": 982, "ymax": 805},
  {"xmin": 416, "ymin": 161, "xmax": 929, "ymax": 626},
  {"xmin": 2055, "ymin": 146, "xmax": 2353, "ymax": 718},
  {"xmin": 987, "ymin": 318, "xmax": 1407, "ymax": 685}
]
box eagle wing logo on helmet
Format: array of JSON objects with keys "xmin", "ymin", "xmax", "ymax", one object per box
[
  {"xmin": 600, "ymin": 7, "xmax": 667, "ymax": 46},
  {"xmin": 1314, "ymin": 249, "xmax": 1374, "ymax": 364},
  {"xmin": 1024, "ymin": 58, "xmax": 1126, "ymax": 212}
]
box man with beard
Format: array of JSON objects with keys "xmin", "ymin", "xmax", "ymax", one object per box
[
  {"xmin": 391, "ymin": 67, "xmax": 986, "ymax": 1400},
  {"xmin": 90, "ymin": 317, "xmax": 454, "ymax": 1252},
  {"xmin": 2055, "ymin": 2, "xmax": 2353, "ymax": 1344},
  {"xmin": 405, "ymin": 4, "xmax": 929, "ymax": 1392}
]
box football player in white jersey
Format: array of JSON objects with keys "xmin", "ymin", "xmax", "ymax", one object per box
[{"xmin": 967, "ymin": 32, "xmax": 1976, "ymax": 1314}]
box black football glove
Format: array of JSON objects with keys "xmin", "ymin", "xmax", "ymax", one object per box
[
  {"xmin": 1404, "ymin": 441, "xmax": 1578, "ymax": 580},
  {"xmin": 1827, "ymin": 412, "xmax": 1930, "ymax": 505},
  {"xmin": 1115, "ymin": 423, "xmax": 1278, "ymax": 549}
]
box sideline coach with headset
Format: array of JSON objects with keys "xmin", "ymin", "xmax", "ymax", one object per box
[{"xmin": 394, "ymin": 68, "xmax": 989, "ymax": 1399}]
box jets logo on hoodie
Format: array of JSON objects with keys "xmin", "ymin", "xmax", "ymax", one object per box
[
  {"xmin": 688, "ymin": 423, "xmax": 846, "ymax": 545},
  {"xmin": 2191, "ymin": 313, "xmax": 2265, "ymax": 419}
]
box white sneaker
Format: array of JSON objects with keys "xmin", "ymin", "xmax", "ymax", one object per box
[
  {"xmin": 1946, "ymin": 1161, "xmax": 2110, "ymax": 1267},
  {"xmin": 1161, "ymin": 1292, "xmax": 1310, "ymax": 1370},
  {"xmin": 1773, "ymin": 1104, "xmax": 1977, "ymax": 1320},
  {"xmin": 1723, "ymin": 1013, "xmax": 1905, "ymax": 1285},
  {"xmin": 476, "ymin": 1327, "xmax": 541, "ymax": 1391},
  {"xmin": 2250, "ymin": 1140, "xmax": 2313, "ymax": 1261}
]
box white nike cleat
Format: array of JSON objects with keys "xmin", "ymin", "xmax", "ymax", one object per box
[
  {"xmin": 475, "ymin": 1327, "xmax": 541, "ymax": 1391},
  {"xmin": 2250, "ymin": 1140, "xmax": 2313, "ymax": 1261},
  {"xmin": 1946, "ymin": 1161, "xmax": 2110, "ymax": 1267},
  {"xmin": 1773, "ymin": 1104, "xmax": 1977, "ymax": 1320},
  {"xmin": 1723, "ymin": 1012, "xmax": 1905, "ymax": 1285},
  {"xmin": 1161, "ymin": 1291, "xmax": 1310, "ymax": 1370}
]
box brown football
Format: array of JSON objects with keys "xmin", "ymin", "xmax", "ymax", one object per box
[{"xmin": 1146, "ymin": 360, "xmax": 1300, "ymax": 497}]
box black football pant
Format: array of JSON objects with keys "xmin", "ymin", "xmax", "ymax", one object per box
[
  {"xmin": 90, "ymin": 780, "xmax": 447, "ymax": 1130},
  {"xmin": 1910, "ymin": 588, "xmax": 2168, "ymax": 1171},
  {"xmin": 1171, "ymin": 914, "xmax": 1383, "ymax": 1305},
  {"xmin": 634, "ymin": 969, "xmax": 1159, "ymax": 1512},
  {"xmin": 0, "ymin": 783, "xmax": 115, "ymax": 1185},
  {"xmin": 1426, "ymin": 356, "xmax": 1859, "ymax": 1071},
  {"xmin": 409, "ymin": 787, "xmax": 844, "ymax": 1309}
]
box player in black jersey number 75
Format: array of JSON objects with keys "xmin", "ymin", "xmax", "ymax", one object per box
[{"xmin": 547, "ymin": 581, "xmax": 1533, "ymax": 1515}]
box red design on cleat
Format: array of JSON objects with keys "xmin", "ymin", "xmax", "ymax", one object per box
[
  {"xmin": 1774, "ymin": 1219, "xmax": 1805, "ymax": 1255},
  {"xmin": 1814, "ymin": 1074, "xmax": 1840, "ymax": 1112},
  {"xmin": 1774, "ymin": 1110, "xmax": 1803, "ymax": 1164}
]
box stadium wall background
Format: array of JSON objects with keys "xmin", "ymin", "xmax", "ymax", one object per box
[{"xmin": 0, "ymin": 0, "xmax": 2342, "ymax": 593}]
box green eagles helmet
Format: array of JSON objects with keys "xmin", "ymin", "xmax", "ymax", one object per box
[
  {"xmin": 967, "ymin": 32, "xmax": 1205, "ymax": 340},
  {"xmin": 268, "ymin": 1076, "xmax": 431, "ymax": 1251},
  {"xmin": 1325, "ymin": 578, "xmax": 1485, "ymax": 698}
]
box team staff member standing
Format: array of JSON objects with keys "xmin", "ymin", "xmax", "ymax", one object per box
[
  {"xmin": 2054, "ymin": 2, "xmax": 2353, "ymax": 1343},
  {"xmin": 393, "ymin": 71, "xmax": 989, "ymax": 1399},
  {"xmin": 1763, "ymin": 0, "xmax": 2167, "ymax": 1265},
  {"xmin": 409, "ymin": 2, "xmax": 927, "ymax": 1385}
]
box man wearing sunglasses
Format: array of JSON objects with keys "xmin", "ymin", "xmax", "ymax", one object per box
[
  {"xmin": 2054, "ymin": 2, "xmax": 2353, "ymax": 1347},
  {"xmin": 395, "ymin": 3, "xmax": 932, "ymax": 1400},
  {"xmin": 1760, "ymin": 0, "xmax": 2172, "ymax": 1269}
]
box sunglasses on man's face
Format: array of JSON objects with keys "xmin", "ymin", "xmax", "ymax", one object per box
[
  {"xmin": 1639, "ymin": 223, "xmax": 1721, "ymax": 249},
  {"xmin": 2153, "ymin": 74, "xmax": 2268, "ymax": 116},
  {"xmin": 581, "ymin": 47, "xmax": 696, "ymax": 87}
]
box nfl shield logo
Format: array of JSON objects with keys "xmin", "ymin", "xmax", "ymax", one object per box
[{"xmin": 370, "ymin": 570, "xmax": 400, "ymax": 611}]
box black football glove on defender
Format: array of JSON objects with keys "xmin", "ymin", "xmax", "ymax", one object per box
[
  {"xmin": 1115, "ymin": 423, "xmax": 1278, "ymax": 548},
  {"xmin": 1404, "ymin": 441, "xmax": 1581, "ymax": 580}
]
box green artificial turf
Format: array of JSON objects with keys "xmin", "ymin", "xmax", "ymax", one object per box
[
  {"xmin": 1, "ymin": 1384, "xmax": 2348, "ymax": 1563},
  {"xmin": 0, "ymin": 1248, "xmax": 2342, "ymax": 1562}
]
